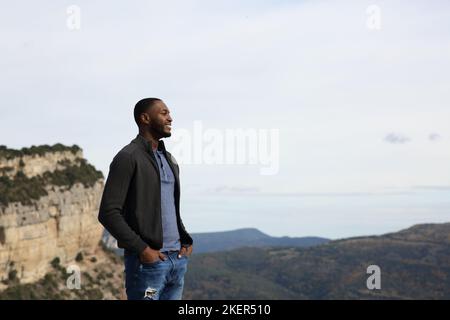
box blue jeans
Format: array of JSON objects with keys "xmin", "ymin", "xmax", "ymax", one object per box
[{"xmin": 124, "ymin": 250, "xmax": 189, "ymax": 300}]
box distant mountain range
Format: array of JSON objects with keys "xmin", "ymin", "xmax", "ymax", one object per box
[
  {"xmin": 102, "ymin": 228, "xmax": 330, "ymax": 254},
  {"xmin": 190, "ymin": 228, "xmax": 329, "ymax": 253},
  {"xmin": 2, "ymin": 222, "xmax": 449, "ymax": 299},
  {"xmin": 182, "ymin": 223, "xmax": 450, "ymax": 299}
]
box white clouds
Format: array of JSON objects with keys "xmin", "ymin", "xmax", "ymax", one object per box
[
  {"xmin": 384, "ymin": 133, "xmax": 411, "ymax": 144},
  {"xmin": 0, "ymin": 0, "xmax": 449, "ymax": 195},
  {"xmin": 428, "ymin": 133, "xmax": 442, "ymax": 142}
]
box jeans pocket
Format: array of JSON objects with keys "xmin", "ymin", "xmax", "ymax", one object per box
[{"xmin": 141, "ymin": 258, "xmax": 162, "ymax": 268}]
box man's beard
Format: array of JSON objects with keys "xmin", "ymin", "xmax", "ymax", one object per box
[{"xmin": 154, "ymin": 123, "xmax": 171, "ymax": 138}]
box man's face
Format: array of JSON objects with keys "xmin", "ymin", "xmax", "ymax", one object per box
[{"xmin": 144, "ymin": 100, "xmax": 173, "ymax": 138}]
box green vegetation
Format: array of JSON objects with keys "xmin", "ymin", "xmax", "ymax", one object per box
[
  {"xmin": 0, "ymin": 173, "xmax": 48, "ymax": 207},
  {"xmin": 0, "ymin": 144, "xmax": 81, "ymax": 160},
  {"xmin": 0, "ymin": 239, "xmax": 126, "ymax": 300},
  {"xmin": 183, "ymin": 223, "xmax": 450, "ymax": 299},
  {"xmin": 0, "ymin": 159, "xmax": 103, "ymax": 207},
  {"xmin": 8, "ymin": 270, "xmax": 18, "ymax": 282},
  {"xmin": 75, "ymin": 252, "xmax": 84, "ymax": 262},
  {"xmin": 1, "ymin": 242, "xmax": 127, "ymax": 300},
  {"xmin": 43, "ymin": 159, "xmax": 103, "ymax": 188},
  {"xmin": 0, "ymin": 257, "xmax": 107, "ymax": 300},
  {"xmin": 0, "ymin": 227, "xmax": 5, "ymax": 245},
  {"xmin": 50, "ymin": 257, "xmax": 61, "ymax": 270}
]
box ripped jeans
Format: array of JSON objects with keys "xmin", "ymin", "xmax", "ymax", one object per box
[{"xmin": 124, "ymin": 250, "xmax": 189, "ymax": 300}]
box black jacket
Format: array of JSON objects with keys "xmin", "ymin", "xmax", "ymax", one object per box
[{"xmin": 98, "ymin": 134, "xmax": 193, "ymax": 254}]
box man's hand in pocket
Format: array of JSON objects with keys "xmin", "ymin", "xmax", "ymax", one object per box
[
  {"xmin": 178, "ymin": 245, "xmax": 193, "ymax": 259},
  {"xmin": 139, "ymin": 246, "xmax": 167, "ymax": 263}
]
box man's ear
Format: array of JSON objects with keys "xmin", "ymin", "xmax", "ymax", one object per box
[{"xmin": 140, "ymin": 112, "xmax": 151, "ymax": 125}]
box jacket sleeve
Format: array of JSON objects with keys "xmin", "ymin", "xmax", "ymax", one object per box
[{"xmin": 98, "ymin": 151, "xmax": 148, "ymax": 254}]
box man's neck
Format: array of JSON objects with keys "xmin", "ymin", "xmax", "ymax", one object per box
[{"xmin": 139, "ymin": 130, "xmax": 159, "ymax": 151}]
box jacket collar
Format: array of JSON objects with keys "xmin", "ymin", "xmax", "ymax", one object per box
[
  {"xmin": 133, "ymin": 133, "xmax": 179, "ymax": 184},
  {"xmin": 134, "ymin": 134, "xmax": 167, "ymax": 154}
]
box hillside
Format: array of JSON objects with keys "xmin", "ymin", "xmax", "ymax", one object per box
[
  {"xmin": 1, "ymin": 222, "xmax": 449, "ymax": 299},
  {"xmin": 182, "ymin": 222, "xmax": 450, "ymax": 299},
  {"xmin": 188, "ymin": 228, "xmax": 329, "ymax": 253},
  {"xmin": 0, "ymin": 243, "xmax": 125, "ymax": 300}
]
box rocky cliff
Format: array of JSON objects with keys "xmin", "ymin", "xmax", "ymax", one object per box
[{"xmin": 0, "ymin": 144, "xmax": 104, "ymax": 289}]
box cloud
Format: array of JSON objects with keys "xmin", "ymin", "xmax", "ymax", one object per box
[
  {"xmin": 1, "ymin": 0, "xmax": 450, "ymax": 196},
  {"xmin": 428, "ymin": 133, "xmax": 442, "ymax": 141},
  {"xmin": 384, "ymin": 133, "xmax": 411, "ymax": 144}
]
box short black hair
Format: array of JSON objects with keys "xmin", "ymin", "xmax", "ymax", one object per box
[{"xmin": 134, "ymin": 98, "xmax": 162, "ymax": 125}]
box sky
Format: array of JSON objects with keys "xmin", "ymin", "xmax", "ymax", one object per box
[{"xmin": 1, "ymin": 0, "xmax": 449, "ymax": 237}]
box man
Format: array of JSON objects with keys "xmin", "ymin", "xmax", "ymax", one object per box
[{"xmin": 98, "ymin": 98, "xmax": 193, "ymax": 300}]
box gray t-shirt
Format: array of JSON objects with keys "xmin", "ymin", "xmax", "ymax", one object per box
[{"xmin": 153, "ymin": 149, "xmax": 181, "ymax": 252}]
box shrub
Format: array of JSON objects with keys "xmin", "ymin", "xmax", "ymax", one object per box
[
  {"xmin": 75, "ymin": 252, "xmax": 83, "ymax": 262},
  {"xmin": 51, "ymin": 257, "xmax": 61, "ymax": 269},
  {"xmin": 8, "ymin": 270, "xmax": 17, "ymax": 281},
  {"xmin": 0, "ymin": 153, "xmax": 103, "ymax": 207},
  {"xmin": 0, "ymin": 144, "xmax": 81, "ymax": 160}
]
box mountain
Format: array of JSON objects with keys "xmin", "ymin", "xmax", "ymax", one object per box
[
  {"xmin": 101, "ymin": 228, "xmax": 329, "ymax": 255},
  {"xmin": 2, "ymin": 222, "xmax": 449, "ymax": 299},
  {"xmin": 189, "ymin": 228, "xmax": 329, "ymax": 253},
  {"xmin": 182, "ymin": 223, "xmax": 450, "ymax": 299}
]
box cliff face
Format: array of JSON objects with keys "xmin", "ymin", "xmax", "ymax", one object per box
[
  {"xmin": 0, "ymin": 150, "xmax": 83, "ymax": 179},
  {"xmin": 0, "ymin": 144, "xmax": 104, "ymax": 287}
]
